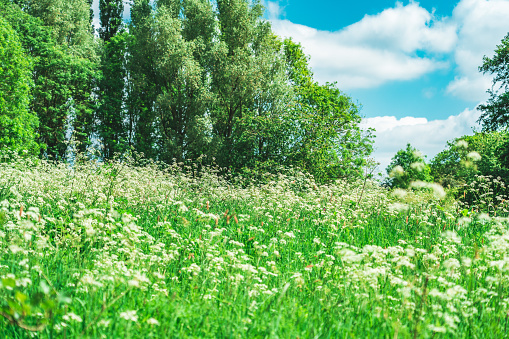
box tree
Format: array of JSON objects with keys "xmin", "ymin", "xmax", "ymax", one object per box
[
  {"xmin": 150, "ymin": 1, "xmax": 211, "ymax": 163},
  {"xmin": 283, "ymin": 39, "xmax": 373, "ymax": 182},
  {"xmin": 1, "ymin": 1, "xmax": 67, "ymax": 157},
  {"xmin": 127, "ymin": 0, "xmax": 158, "ymax": 158},
  {"xmin": 96, "ymin": 32, "xmax": 129, "ymax": 158},
  {"xmin": 20, "ymin": 0, "xmax": 100, "ymax": 154},
  {"xmin": 431, "ymin": 131, "xmax": 509, "ymax": 188},
  {"xmin": 97, "ymin": 0, "xmax": 129, "ymax": 158},
  {"xmin": 0, "ymin": 15, "xmax": 39, "ymax": 154},
  {"xmin": 99, "ymin": 0, "xmax": 124, "ymax": 42},
  {"xmin": 5, "ymin": 0, "xmax": 100, "ymax": 157},
  {"xmin": 478, "ymin": 33, "xmax": 509, "ymax": 131},
  {"xmin": 385, "ymin": 143, "xmax": 431, "ymax": 189},
  {"xmin": 209, "ymin": 0, "xmax": 293, "ymax": 170}
]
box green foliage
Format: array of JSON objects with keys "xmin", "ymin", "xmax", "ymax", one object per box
[
  {"xmin": 97, "ymin": 31, "xmax": 130, "ymax": 158},
  {"xmin": 127, "ymin": 0, "xmax": 158, "ymax": 159},
  {"xmin": 385, "ymin": 143, "xmax": 431, "ymax": 188},
  {"xmin": 152, "ymin": 2, "xmax": 212, "ymax": 162},
  {"xmin": 477, "ymin": 33, "xmax": 509, "ymax": 131},
  {"xmin": 122, "ymin": 1, "xmax": 371, "ymax": 181},
  {"xmin": 431, "ymin": 131, "xmax": 509, "ymax": 190},
  {"xmin": 210, "ymin": 0, "xmax": 293, "ymax": 169},
  {"xmin": 1, "ymin": 0, "xmax": 373, "ymax": 183},
  {"xmin": 283, "ymin": 39, "xmax": 373, "ymax": 182},
  {"xmin": 96, "ymin": 1, "xmax": 128, "ymax": 158},
  {"xmin": 0, "ymin": 15, "xmax": 39, "ymax": 154},
  {"xmin": 2, "ymin": 0, "xmax": 100, "ymax": 158},
  {"xmin": 99, "ymin": 0, "xmax": 124, "ymax": 41},
  {"xmin": 2, "ymin": 2, "xmax": 70, "ymax": 158}
]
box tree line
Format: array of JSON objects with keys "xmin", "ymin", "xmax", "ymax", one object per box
[{"xmin": 0, "ymin": 0, "xmax": 373, "ymax": 182}]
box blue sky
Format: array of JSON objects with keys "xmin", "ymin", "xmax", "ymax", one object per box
[{"xmin": 265, "ymin": 0, "xmax": 509, "ymax": 171}]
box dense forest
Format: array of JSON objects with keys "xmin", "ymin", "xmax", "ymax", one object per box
[{"xmin": 0, "ymin": 0, "xmax": 373, "ymax": 183}]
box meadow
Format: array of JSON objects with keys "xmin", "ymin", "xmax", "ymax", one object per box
[{"xmin": 1, "ymin": 152, "xmax": 509, "ymax": 338}]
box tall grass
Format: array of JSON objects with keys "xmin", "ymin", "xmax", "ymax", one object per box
[{"xmin": 1, "ymin": 153, "xmax": 509, "ymax": 338}]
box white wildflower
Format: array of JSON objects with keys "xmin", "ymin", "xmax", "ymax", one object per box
[
  {"xmin": 410, "ymin": 162, "xmax": 426, "ymax": 172},
  {"xmin": 428, "ymin": 325, "xmax": 447, "ymax": 333},
  {"xmin": 455, "ymin": 140, "xmax": 468, "ymax": 149},
  {"xmin": 119, "ymin": 310, "xmax": 138, "ymax": 322},
  {"xmin": 443, "ymin": 258, "xmax": 460, "ymax": 270},
  {"xmin": 284, "ymin": 231, "xmax": 296, "ymax": 239},
  {"xmin": 391, "ymin": 189, "xmax": 407, "ymax": 199},
  {"xmin": 467, "ymin": 151, "xmax": 481, "ymax": 162},
  {"xmin": 98, "ymin": 319, "xmax": 110, "ymax": 327},
  {"xmin": 147, "ymin": 318, "xmax": 160, "ymax": 326},
  {"xmin": 390, "ymin": 165, "xmax": 405, "ymax": 177},
  {"xmin": 63, "ymin": 313, "xmax": 83, "ymax": 323}
]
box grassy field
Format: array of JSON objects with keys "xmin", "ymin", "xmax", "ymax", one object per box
[{"xmin": 1, "ymin": 153, "xmax": 509, "ymax": 338}]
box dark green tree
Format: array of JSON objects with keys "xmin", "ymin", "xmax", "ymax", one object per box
[
  {"xmin": 1, "ymin": 1, "xmax": 68, "ymax": 157},
  {"xmin": 0, "ymin": 15, "xmax": 39, "ymax": 154},
  {"xmin": 478, "ymin": 33, "xmax": 509, "ymax": 131},
  {"xmin": 97, "ymin": 0, "xmax": 129, "ymax": 158},
  {"xmin": 97, "ymin": 32, "xmax": 130, "ymax": 158},
  {"xmin": 7, "ymin": 0, "xmax": 100, "ymax": 156},
  {"xmin": 210, "ymin": 0, "xmax": 293, "ymax": 169},
  {"xmin": 21, "ymin": 0, "xmax": 100, "ymax": 154},
  {"xmin": 127, "ymin": 0, "xmax": 159, "ymax": 158},
  {"xmin": 99, "ymin": 0, "xmax": 124, "ymax": 41}
]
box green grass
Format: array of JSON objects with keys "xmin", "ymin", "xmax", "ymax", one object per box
[{"xmin": 1, "ymin": 155, "xmax": 509, "ymax": 338}]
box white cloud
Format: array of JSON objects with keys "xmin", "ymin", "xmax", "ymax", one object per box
[
  {"xmin": 266, "ymin": 0, "xmax": 284, "ymax": 20},
  {"xmin": 446, "ymin": 75, "xmax": 492, "ymax": 101},
  {"xmin": 268, "ymin": 2, "xmax": 456, "ymax": 88},
  {"xmin": 445, "ymin": 0, "xmax": 509, "ymax": 101},
  {"xmin": 337, "ymin": 3, "xmax": 456, "ymax": 53},
  {"xmin": 362, "ymin": 108, "xmax": 481, "ymax": 172},
  {"xmin": 268, "ymin": 0, "xmax": 509, "ymax": 98}
]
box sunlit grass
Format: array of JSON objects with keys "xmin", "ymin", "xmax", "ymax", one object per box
[{"xmin": 1, "ymin": 153, "xmax": 509, "ymax": 338}]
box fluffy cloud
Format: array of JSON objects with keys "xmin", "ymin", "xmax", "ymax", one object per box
[
  {"xmin": 336, "ymin": 3, "xmax": 456, "ymax": 53},
  {"xmin": 445, "ymin": 0, "xmax": 509, "ymax": 101},
  {"xmin": 361, "ymin": 108, "xmax": 481, "ymax": 172},
  {"xmin": 268, "ymin": 2, "xmax": 456, "ymax": 88},
  {"xmin": 268, "ymin": 0, "xmax": 509, "ymax": 96}
]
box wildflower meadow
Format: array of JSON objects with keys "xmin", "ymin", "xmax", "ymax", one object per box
[{"xmin": 1, "ymin": 152, "xmax": 509, "ymax": 338}]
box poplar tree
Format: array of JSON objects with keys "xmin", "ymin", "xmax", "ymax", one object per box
[
  {"xmin": 99, "ymin": 0, "xmax": 124, "ymax": 41},
  {"xmin": 1, "ymin": 1, "xmax": 78, "ymax": 158},
  {"xmin": 150, "ymin": 0, "xmax": 215, "ymax": 162},
  {"xmin": 128, "ymin": 0, "xmax": 158, "ymax": 158},
  {"xmin": 211, "ymin": 0, "xmax": 291, "ymax": 169},
  {"xmin": 97, "ymin": 0, "xmax": 128, "ymax": 158}
]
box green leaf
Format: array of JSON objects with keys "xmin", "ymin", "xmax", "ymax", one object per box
[
  {"xmin": 15, "ymin": 291, "xmax": 27, "ymax": 304},
  {"xmin": 2, "ymin": 277, "xmax": 16, "ymax": 289}
]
